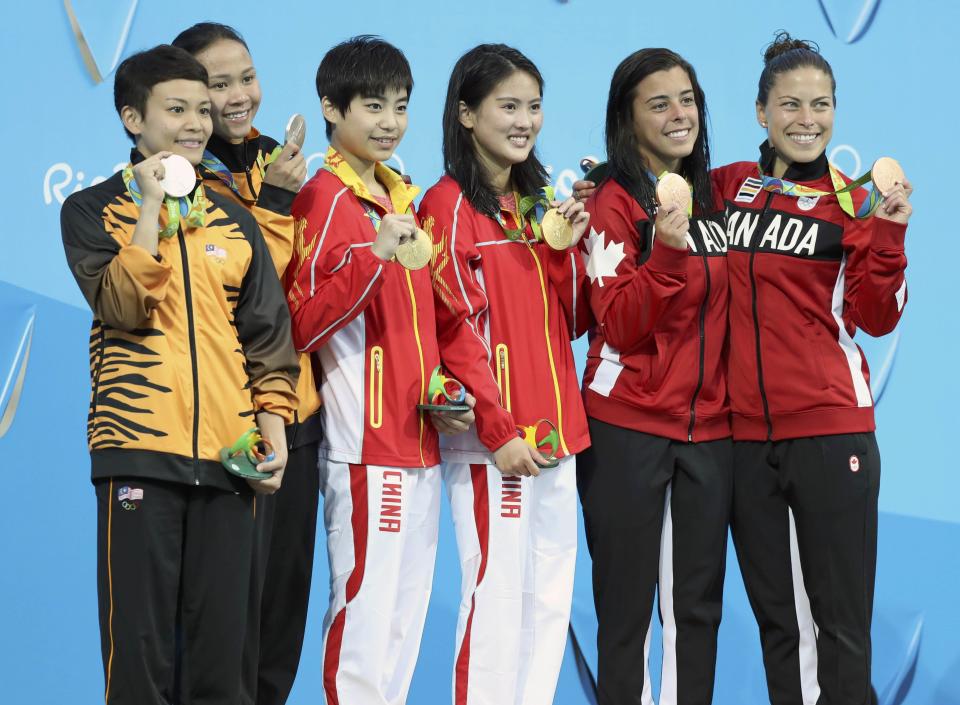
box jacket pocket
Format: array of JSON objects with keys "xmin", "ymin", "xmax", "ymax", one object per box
[
  {"xmin": 802, "ymin": 319, "xmax": 830, "ymax": 391},
  {"xmin": 495, "ymin": 343, "xmax": 512, "ymax": 412},
  {"xmin": 369, "ymin": 345, "xmax": 384, "ymax": 428}
]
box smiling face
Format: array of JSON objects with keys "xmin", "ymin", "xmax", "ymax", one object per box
[
  {"xmin": 630, "ymin": 65, "xmax": 699, "ymax": 176},
  {"xmin": 758, "ymin": 66, "xmax": 835, "ymax": 174},
  {"xmin": 459, "ymin": 70, "xmax": 543, "ymax": 185},
  {"xmin": 324, "ymin": 86, "xmax": 409, "ymax": 173},
  {"xmin": 194, "ymin": 39, "xmax": 262, "ymax": 143},
  {"xmin": 122, "ymin": 78, "xmax": 212, "ymax": 165}
]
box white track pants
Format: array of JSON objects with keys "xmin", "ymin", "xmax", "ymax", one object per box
[
  {"xmin": 445, "ymin": 456, "xmax": 577, "ymax": 705},
  {"xmin": 319, "ymin": 461, "xmax": 441, "ymax": 705}
]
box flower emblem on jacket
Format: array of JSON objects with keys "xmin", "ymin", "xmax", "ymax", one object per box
[{"xmin": 582, "ymin": 228, "xmax": 625, "ymax": 288}]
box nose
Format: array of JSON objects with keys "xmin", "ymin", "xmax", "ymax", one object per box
[
  {"xmin": 378, "ymin": 110, "xmax": 398, "ymax": 131},
  {"xmin": 669, "ymin": 100, "xmax": 687, "ymax": 122},
  {"xmin": 227, "ymin": 84, "xmax": 248, "ymax": 106},
  {"xmin": 515, "ymin": 107, "xmax": 534, "ymax": 130},
  {"xmin": 797, "ymin": 105, "xmax": 815, "ymax": 125}
]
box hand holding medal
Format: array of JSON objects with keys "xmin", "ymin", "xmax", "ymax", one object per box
[
  {"xmin": 539, "ymin": 197, "xmax": 590, "ymax": 251},
  {"xmin": 871, "ymin": 157, "xmax": 913, "ymax": 225},
  {"xmin": 516, "ymin": 418, "xmax": 560, "ymax": 468},
  {"xmin": 371, "ymin": 213, "xmax": 432, "ymax": 270},
  {"xmin": 262, "ymin": 113, "xmax": 308, "ymax": 193},
  {"xmin": 654, "ymin": 172, "xmax": 692, "ymax": 250}
]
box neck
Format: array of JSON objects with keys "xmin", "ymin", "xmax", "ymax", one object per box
[
  {"xmin": 772, "ymin": 156, "xmax": 791, "ymax": 179},
  {"xmin": 333, "ymin": 140, "xmax": 381, "ymax": 194},
  {"xmin": 480, "ymin": 154, "xmax": 512, "ymax": 195},
  {"xmin": 641, "ymin": 149, "xmax": 680, "ymax": 178}
]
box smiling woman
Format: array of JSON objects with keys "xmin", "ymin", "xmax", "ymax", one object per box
[{"xmin": 711, "ymin": 31, "xmax": 915, "ymax": 705}]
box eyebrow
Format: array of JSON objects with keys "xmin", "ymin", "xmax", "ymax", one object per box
[
  {"xmin": 164, "ymin": 97, "xmax": 211, "ymax": 106},
  {"xmin": 207, "ymin": 66, "xmax": 255, "ymax": 80},
  {"xmin": 778, "ymin": 94, "xmax": 832, "ymax": 102},
  {"xmin": 646, "ymin": 89, "xmax": 694, "ymax": 103},
  {"xmin": 494, "ymin": 95, "xmax": 541, "ymax": 102}
]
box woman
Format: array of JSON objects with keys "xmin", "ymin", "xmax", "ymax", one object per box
[
  {"xmin": 711, "ymin": 33, "xmax": 913, "ymax": 705},
  {"xmin": 171, "ymin": 23, "xmax": 319, "ymax": 705},
  {"xmin": 577, "ymin": 48, "xmax": 731, "ymax": 705},
  {"xmin": 418, "ymin": 44, "xmax": 590, "ymax": 705}
]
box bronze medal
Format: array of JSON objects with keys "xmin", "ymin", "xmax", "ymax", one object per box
[
  {"xmin": 656, "ymin": 172, "xmax": 691, "ymax": 213},
  {"xmin": 540, "ymin": 208, "xmax": 574, "ymax": 250},
  {"xmin": 394, "ymin": 228, "xmax": 432, "ymax": 270},
  {"xmin": 871, "ymin": 157, "xmax": 904, "ymax": 195}
]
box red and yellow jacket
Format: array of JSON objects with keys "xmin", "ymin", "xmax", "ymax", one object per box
[
  {"xmin": 285, "ymin": 149, "xmax": 440, "ymax": 467},
  {"xmin": 61, "ymin": 150, "xmax": 299, "ymax": 491},
  {"xmin": 200, "ymin": 129, "xmax": 322, "ymax": 445},
  {"xmin": 419, "ymin": 176, "xmax": 591, "ymax": 462},
  {"xmin": 712, "ymin": 144, "xmax": 908, "ymax": 441},
  {"xmin": 582, "ymin": 177, "xmax": 730, "ymax": 442}
]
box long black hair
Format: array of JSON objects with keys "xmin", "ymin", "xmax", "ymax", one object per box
[
  {"xmin": 605, "ymin": 48, "xmax": 712, "ymax": 215},
  {"xmin": 442, "ymin": 44, "xmax": 549, "ymax": 218}
]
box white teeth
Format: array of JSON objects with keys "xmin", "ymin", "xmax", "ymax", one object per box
[
  {"xmin": 509, "ymin": 136, "xmax": 528, "ymax": 146},
  {"xmin": 224, "ymin": 110, "xmax": 249, "ymax": 120},
  {"xmin": 789, "ymin": 134, "xmax": 818, "ymax": 144},
  {"xmin": 666, "ymin": 129, "xmax": 690, "ymax": 138}
]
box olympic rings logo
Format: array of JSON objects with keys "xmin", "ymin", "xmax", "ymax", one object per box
[{"xmin": 120, "ymin": 501, "xmax": 138, "ymax": 511}]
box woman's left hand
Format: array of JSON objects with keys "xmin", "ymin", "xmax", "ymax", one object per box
[
  {"xmin": 875, "ymin": 179, "xmax": 913, "ymax": 225},
  {"xmin": 552, "ymin": 197, "xmax": 591, "ymax": 248}
]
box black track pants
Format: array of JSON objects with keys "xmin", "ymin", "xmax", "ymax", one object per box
[
  {"xmin": 731, "ymin": 433, "xmax": 880, "ymax": 705},
  {"xmin": 241, "ymin": 440, "xmax": 320, "ymax": 705},
  {"xmin": 577, "ymin": 418, "xmax": 733, "ymax": 705},
  {"xmin": 95, "ymin": 477, "xmax": 255, "ymax": 705}
]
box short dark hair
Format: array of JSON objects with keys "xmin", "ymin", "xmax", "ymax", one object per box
[
  {"xmin": 172, "ymin": 21, "xmax": 249, "ymax": 56},
  {"xmin": 757, "ymin": 31, "xmax": 836, "ymax": 106},
  {"xmin": 442, "ymin": 44, "xmax": 549, "ymax": 218},
  {"xmin": 315, "ymin": 35, "xmax": 413, "ymax": 139},
  {"xmin": 605, "ymin": 48, "xmax": 712, "ymax": 216},
  {"xmin": 114, "ymin": 45, "xmax": 209, "ymax": 142}
]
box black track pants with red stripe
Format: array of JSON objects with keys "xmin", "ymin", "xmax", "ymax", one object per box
[
  {"xmin": 95, "ymin": 477, "xmax": 254, "ymax": 705},
  {"xmin": 577, "ymin": 418, "xmax": 733, "ymax": 705},
  {"xmin": 731, "ymin": 433, "xmax": 880, "ymax": 705},
  {"xmin": 241, "ymin": 439, "xmax": 320, "ymax": 705}
]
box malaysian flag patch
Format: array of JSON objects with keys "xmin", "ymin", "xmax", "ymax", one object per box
[{"xmin": 734, "ymin": 177, "xmax": 764, "ymax": 203}]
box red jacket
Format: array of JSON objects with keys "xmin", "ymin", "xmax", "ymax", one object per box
[
  {"xmin": 712, "ymin": 147, "xmax": 908, "ymax": 441},
  {"xmin": 419, "ymin": 176, "xmax": 591, "ymax": 461},
  {"xmin": 285, "ymin": 148, "xmax": 440, "ymax": 467},
  {"xmin": 581, "ymin": 177, "xmax": 730, "ymax": 442}
]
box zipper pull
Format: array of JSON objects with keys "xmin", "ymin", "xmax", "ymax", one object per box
[{"xmin": 375, "ymin": 349, "xmax": 382, "ymax": 371}]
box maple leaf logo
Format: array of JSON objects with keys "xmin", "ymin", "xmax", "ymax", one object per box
[{"xmin": 582, "ymin": 228, "xmax": 625, "ymax": 288}]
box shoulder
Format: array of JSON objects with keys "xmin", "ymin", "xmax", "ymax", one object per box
[
  {"xmin": 256, "ymin": 131, "xmax": 282, "ymax": 154},
  {"xmin": 206, "ymin": 187, "xmax": 261, "ymax": 240},
  {"xmin": 62, "ymin": 171, "xmax": 126, "ymax": 217},
  {"xmin": 588, "ymin": 178, "xmax": 645, "ymax": 221},
  {"xmin": 420, "ymin": 176, "xmax": 471, "ymax": 216}
]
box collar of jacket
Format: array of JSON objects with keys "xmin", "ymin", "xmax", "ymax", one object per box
[
  {"xmin": 129, "ymin": 147, "xmax": 204, "ymax": 199},
  {"xmin": 323, "ymin": 146, "xmax": 419, "ymax": 214},
  {"xmin": 758, "ymin": 139, "xmax": 828, "ymax": 182},
  {"xmin": 206, "ymin": 127, "xmax": 262, "ymax": 173}
]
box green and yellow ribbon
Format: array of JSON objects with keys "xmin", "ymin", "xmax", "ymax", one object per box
[
  {"xmin": 122, "ymin": 163, "xmax": 207, "ymax": 238},
  {"xmin": 757, "ymin": 163, "xmax": 885, "ymax": 219}
]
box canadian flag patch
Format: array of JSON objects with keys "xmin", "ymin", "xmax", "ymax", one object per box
[{"xmin": 849, "ymin": 455, "xmax": 860, "ymax": 473}]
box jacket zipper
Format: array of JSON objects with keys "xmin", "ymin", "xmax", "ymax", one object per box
[
  {"xmin": 402, "ymin": 269, "xmax": 427, "ymax": 466},
  {"xmin": 243, "ymin": 139, "xmax": 260, "ymax": 200},
  {"xmin": 687, "ymin": 229, "xmax": 711, "ymax": 442},
  {"xmin": 496, "ymin": 343, "xmax": 512, "ymax": 412},
  {"xmin": 177, "ymin": 229, "xmax": 201, "ymax": 483},
  {"xmin": 750, "ymin": 192, "xmax": 775, "ymax": 440},
  {"xmin": 369, "ymin": 346, "xmax": 384, "ymax": 429}
]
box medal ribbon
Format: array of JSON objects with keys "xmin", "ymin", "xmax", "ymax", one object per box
[
  {"xmin": 496, "ymin": 186, "xmax": 556, "ymax": 241},
  {"xmin": 200, "ymin": 144, "xmax": 283, "ymax": 197},
  {"xmin": 756, "ymin": 163, "xmax": 882, "ymax": 219},
  {"xmin": 122, "ymin": 164, "xmax": 206, "ymax": 238}
]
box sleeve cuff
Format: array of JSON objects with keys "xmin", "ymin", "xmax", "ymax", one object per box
[
  {"xmin": 647, "ymin": 238, "xmax": 690, "ymax": 274},
  {"xmin": 257, "ymin": 182, "xmax": 297, "ymax": 216},
  {"xmin": 872, "ymin": 217, "xmax": 907, "ymax": 250}
]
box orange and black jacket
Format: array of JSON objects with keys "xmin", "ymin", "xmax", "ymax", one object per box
[
  {"xmin": 61, "ymin": 150, "xmax": 299, "ymax": 492},
  {"xmin": 200, "ymin": 129, "xmax": 322, "ymax": 446}
]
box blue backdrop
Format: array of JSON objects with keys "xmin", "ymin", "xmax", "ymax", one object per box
[{"xmin": 2, "ymin": 1, "xmax": 957, "ymax": 703}]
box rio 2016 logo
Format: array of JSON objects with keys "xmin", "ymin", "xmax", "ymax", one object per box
[{"xmin": 43, "ymin": 162, "xmax": 126, "ymax": 205}]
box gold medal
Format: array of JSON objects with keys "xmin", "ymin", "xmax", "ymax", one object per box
[
  {"xmin": 656, "ymin": 172, "xmax": 691, "ymax": 213},
  {"xmin": 394, "ymin": 228, "xmax": 432, "ymax": 270},
  {"xmin": 871, "ymin": 157, "xmax": 905, "ymax": 195},
  {"xmin": 540, "ymin": 208, "xmax": 574, "ymax": 250}
]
